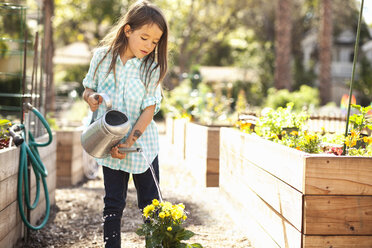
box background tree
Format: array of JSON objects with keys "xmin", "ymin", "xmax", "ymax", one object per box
[
  {"xmin": 319, "ymin": 0, "xmax": 333, "ymax": 105},
  {"xmin": 274, "ymin": 0, "xmax": 292, "ymax": 90}
]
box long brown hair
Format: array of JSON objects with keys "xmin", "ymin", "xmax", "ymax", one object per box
[{"xmin": 94, "ymin": 0, "xmax": 168, "ymax": 87}]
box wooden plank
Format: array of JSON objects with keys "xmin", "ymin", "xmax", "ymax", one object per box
[
  {"xmin": 185, "ymin": 155, "xmax": 207, "ymax": 187},
  {"xmin": 304, "ymin": 195, "xmax": 372, "ymax": 235},
  {"xmin": 207, "ymin": 127, "xmax": 220, "ymax": 159},
  {"xmin": 206, "ymin": 158, "xmax": 219, "ymax": 174},
  {"xmin": 220, "ymin": 128, "xmax": 304, "ymax": 230},
  {"xmin": 303, "ymin": 235, "xmax": 372, "ymax": 248},
  {"xmin": 185, "ymin": 122, "xmax": 208, "ymax": 160},
  {"xmin": 0, "ymin": 201, "xmax": 19, "ymax": 241},
  {"xmin": 0, "ymin": 147, "xmax": 19, "ymax": 182},
  {"xmin": 166, "ymin": 117, "xmax": 174, "ymax": 144},
  {"xmin": 221, "ymin": 172, "xmax": 302, "ymax": 248},
  {"xmin": 305, "ymin": 156, "xmax": 372, "ymax": 195},
  {"xmin": 221, "ymin": 187, "xmax": 280, "ymax": 248},
  {"xmin": 206, "ymin": 173, "xmax": 218, "ymax": 187},
  {"xmin": 0, "ymin": 174, "xmax": 18, "ymax": 212},
  {"xmin": 173, "ymin": 119, "xmax": 187, "ymax": 160},
  {"xmin": 220, "ymin": 128, "xmax": 306, "ymax": 192},
  {"xmin": 0, "ymin": 222, "xmax": 23, "ymax": 248}
]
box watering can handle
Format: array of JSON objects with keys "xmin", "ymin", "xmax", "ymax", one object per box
[{"xmin": 90, "ymin": 93, "xmax": 112, "ymax": 124}]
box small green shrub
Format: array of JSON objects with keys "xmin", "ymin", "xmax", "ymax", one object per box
[{"xmin": 264, "ymin": 85, "xmax": 320, "ymax": 111}]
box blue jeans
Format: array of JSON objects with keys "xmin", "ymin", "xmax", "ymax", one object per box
[{"xmin": 102, "ymin": 156, "xmax": 159, "ymax": 248}]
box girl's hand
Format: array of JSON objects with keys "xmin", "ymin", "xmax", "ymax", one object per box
[
  {"xmin": 87, "ymin": 93, "xmax": 102, "ymax": 112},
  {"xmin": 110, "ymin": 143, "xmax": 130, "ymax": 159}
]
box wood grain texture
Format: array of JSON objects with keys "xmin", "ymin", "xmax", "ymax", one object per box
[
  {"xmin": 305, "ymin": 156, "xmax": 372, "ymax": 195},
  {"xmin": 304, "ymin": 195, "xmax": 372, "ymax": 235},
  {"xmin": 303, "ymin": 235, "xmax": 372, "ymax": 248}
]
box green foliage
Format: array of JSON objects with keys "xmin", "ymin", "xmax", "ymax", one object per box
[
  {"xmin": 255, "ymin": 102, "xmax": 309, "ymax": 140},
  {"xmin": 292, "ymin": 57, "xmax": 317, "ymax": 91},
  {"xmin": 264, "ymin": 85, "xmax": 320, "ymax": 111},
  {"xmin": 162, "ymin": 80, "xmax": 194, "ymax": 119},
  {"xmin": 349, "ymin": 104, "xmax": 372, "ymax": 132},
  {"xmin": 162, "ymin": 80, "xmax": 233, "ymax": 125},
  {"xmin": 55, "ymin": 65, "xmax": 89, "ymax": 95},
  {"xmin": 54, "ymin": 0, "xmax": 125, "ymax": 47},
  {"xmin": 0, "ymin": 75, "xmax": 22, "ymax": 108},
  {"xmin": 352, "ymin": 56, "xmax": 372, "ymax": 106},
  {"xmin": 0, "ymin": 119, "xmax": 11, "ymax": 139}
]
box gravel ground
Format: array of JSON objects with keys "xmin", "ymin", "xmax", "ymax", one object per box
[{"xmin": 17, "ymin": 125, "xmax": 252, "ymax": 248}]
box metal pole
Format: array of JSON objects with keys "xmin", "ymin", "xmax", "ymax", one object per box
[{"xmin": 342, "ymin": 0, "xmax": 364, "ymax": 155}]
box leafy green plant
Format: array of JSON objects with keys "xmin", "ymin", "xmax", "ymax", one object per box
[
  {"xmin": 0, "ymin": 119, "xmax": 11, "ymax": 149},
  {"xmin": 136, "ymin": 199, "xmax": 203, "ymax": 248},
  {"xmin": 254, "ymin": 102, "xmax": 309, "ymax": 141},
  {"xmin": 236, "ymin": 102, "xmax": 372, "ymax": 156},
  {"xmin": 264, "ymin": 85, "xmax": 320, "ymax": 111},
  {"xmin": 348, "ymin": 104, "xmax": 372, "ymax": 133}
]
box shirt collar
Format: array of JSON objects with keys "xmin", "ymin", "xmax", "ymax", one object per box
[{"xmin": 127, "ymin": 57, "xmax": 143, "ymax": 68}]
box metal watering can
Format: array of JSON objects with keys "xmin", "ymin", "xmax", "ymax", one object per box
[{"xmin": 81, "ymin": 93, "xmax": 131, "ymax": 158}]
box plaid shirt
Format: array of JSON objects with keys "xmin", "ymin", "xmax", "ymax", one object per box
[{"xmin": 83, "ymin": 47, "xmax": 162, "ymax": 174}]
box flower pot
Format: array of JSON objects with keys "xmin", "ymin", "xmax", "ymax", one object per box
[{"xmin": 220, "ymin": 127, "xmax": 372, "ymax": 248}]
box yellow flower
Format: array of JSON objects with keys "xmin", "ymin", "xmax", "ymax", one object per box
[
  {"xmin": 161, "ymin": 201, "xmax": 172, "ymax": 212},
  {"xmin": 350, "ymin": 129, "xmax": 359, "ymax": 137},
  {"xmin": 345, "ymin": 135, "xmax": 357, "ymax": 148},
  {"xmin": 290, "ymin": 131, "xmax": 298, "ymax": 136},
  {"xmin": 159, "ymin": 212, "xmax": 166, "ymax": 219},
  {"xmin": 182, "ymin": 215, "xmax": 187, "ymax": 220},
  {"xmin": 171, "ymin": 205, "xmax": 184, "ymax": 220},
  {"xmin": 167, "ymin": 227, "xmax": 172, "ymax": 231},
  {"xmin": 152, "ymin": 199, "xmax": 159, "ymax": 206},
  {"xmin": 363, "ymin": 136, "xmax": 372, "ymax": 145},
  {"xmin": 143, "ymin": 205, "xmax": 155, "ymax": 218}
]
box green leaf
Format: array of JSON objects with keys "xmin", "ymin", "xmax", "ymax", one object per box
[
  {"xmin": 145, "ymin": 235, "xmax": 162, "ymax": 248},
  {"xmin": 351, "ymin": 104, "xmax": 361, "ymax": 111},
  {"xmin": 176, "ymin": 229, "xmax": 195, "ymax": 241},
  {"xmin": 135, "ymin": 228, "xmax": 146, "ymax": 236},
  {"xmin": 190, "ymin": 243, "xmax": 204, "ymax": 248}
]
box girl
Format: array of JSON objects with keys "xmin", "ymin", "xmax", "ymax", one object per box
[{"xmin": 82, "ymin": 1, "xmax": 168, "ymax": 247}]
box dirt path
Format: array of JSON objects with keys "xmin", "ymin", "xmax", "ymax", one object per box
[{"xmin": 18, "ymin": 128, "xmax": 252, "ymax": 248}]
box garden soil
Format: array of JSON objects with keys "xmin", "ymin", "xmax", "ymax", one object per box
[{"xmin": 16, "ymin": 124, "xmax": 252, "ymax": 248}]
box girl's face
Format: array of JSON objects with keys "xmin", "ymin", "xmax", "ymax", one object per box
[{"xmin": 124, "ymin": 23, "xmax": 163, "ymax": 59}]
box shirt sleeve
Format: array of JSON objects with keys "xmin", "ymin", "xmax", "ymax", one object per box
[
  {"xmin": 82, "ymin": 49, "xmax": 103, "ymax": 91},
  {"xmin": 141, "ymin": 67, "xmax": 162, "ymax": 115}
]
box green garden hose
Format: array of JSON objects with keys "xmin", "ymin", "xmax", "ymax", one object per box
[{"xmin": 17, "ymin": 106, "xmax": 53, "ymax": 230}]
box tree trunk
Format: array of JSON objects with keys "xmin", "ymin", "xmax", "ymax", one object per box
[
  {"xmin": 43, "ymin": 0, "xmax": 55, "ymax": 114},
  {"xmin": 319, "ymin": 0, "xmax": 333, "ymax": 105},
  {"xmin": 274, "ymin": 0, "xmax": 292, "ymax": 90}
]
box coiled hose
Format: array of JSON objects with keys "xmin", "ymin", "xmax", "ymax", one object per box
[{"xmin": 17, "ymin": 106, "xmax": 53, "ymax": 230}]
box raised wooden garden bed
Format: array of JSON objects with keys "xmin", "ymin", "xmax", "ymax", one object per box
[
  {"xmin": 0, "ymin": 133, "xmax": 56, "ymax": 248},
  {"xmin": 219, "ymin": 127, "xmax": 372, "ymax": 248},
  {"xmin": 56, "ymin": 129, "xmax": 84, "ymax": 187},
  {"xmin": 185, "ymin": 122, "xmax": 221, "ymax": 187}
]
